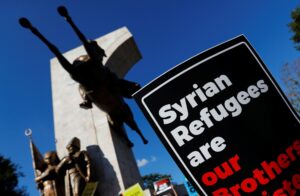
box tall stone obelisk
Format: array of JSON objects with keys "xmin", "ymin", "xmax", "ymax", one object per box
[{"xmin": 50, "ymin": 27, "xmax": 143, "ymax": 195}]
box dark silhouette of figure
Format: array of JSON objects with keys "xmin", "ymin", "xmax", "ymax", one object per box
[
  {"xmin": 56, "ymin": 137, "xmax": 91, "ymax": 196},
  {"xmin": 19, "ymin": 6, "xmax": 148, "ymax": 147},
  {"xmin": 35, "ymin": 151, "xmax": 65, "ymax": 196}
]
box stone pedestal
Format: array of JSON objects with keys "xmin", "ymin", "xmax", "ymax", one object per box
[{"xmin": 50, "ymin": 27, "xmax": 143, "ymax": 195}]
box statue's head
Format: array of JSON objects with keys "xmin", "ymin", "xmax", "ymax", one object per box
[
  {"xmin": 44, "ymin": 151, "xmax": 59, "ymax": 166},
  {"xmin": 72, "ymin": 41, "xmax": 106, "ymax": 65},
  {"xmin": 73, "ymin": 55, "xmax": 90, "ymax": 64},
  {"xmin": 66, "ymin": 137, "xmax": 81, "ymax": 155}
]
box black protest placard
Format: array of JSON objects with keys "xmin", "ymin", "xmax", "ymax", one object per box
[{"xmin": 134, "ymin": 35, "xmax": 300, "ymax": 195}]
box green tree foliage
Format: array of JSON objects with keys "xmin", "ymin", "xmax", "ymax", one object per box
[
  {"xmin": 142, "ymin": 173, "xmax": 172, "ymax": 190},
  {"xmin": 0, "ymin": 155, "xmax": 27, "ymax": 196},
  {"xmin": 282, "ymin": 60, "xmax": 300, "ymax": 115},
  {"xmin": 289, "ymin": 6, "xmax": 300, "ymax": 50}
]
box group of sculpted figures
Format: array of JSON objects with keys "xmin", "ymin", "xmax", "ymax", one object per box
[
  {"xmin": 35, "ymin": 137, "xmax": 90, "ymax": 196},
  {"xmin": 19, "ymin": 6, "xmax": 148, "ymax": 147},
  {"xmin": 20, "ymin": 5, "xmax": 149, "ymax": 196}
]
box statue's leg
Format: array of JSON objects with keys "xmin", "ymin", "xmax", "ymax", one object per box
[
  {"xmin": 78, "ymin": 85, "xmax": 92, "ymax": 109},
  {"xmin": 107, "ymin": 114, "xmax": 134, "ymax": 148},
  {"xmin": 122, "ymin": 104, "xmax": 148, "ymax": 144},
  {"xmin": 120, "ymin": 129, "xmax": 134, "ymax": 148},
  {"xmin": 73, "ymin": 174, "xmax": 85, "ymax": 196}
]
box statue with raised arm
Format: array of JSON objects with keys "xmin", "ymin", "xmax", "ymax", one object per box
[
  {"xmin": 35, "ymin": 151, "xmax": 65, "ymax": 196},
  {"xmin": 26, "ymin": 130, "xmax": 65, "ymax": 196},
  {"xmin": 56, "ymin": 137, "xmax": 91, "ymax": 196},
  {"xmin": 19, "ymin": 6, "xmax": 148, "ymax": 147}
]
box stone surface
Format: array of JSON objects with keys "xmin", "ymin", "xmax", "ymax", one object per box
[{"xmin": 50, "ymin": 27, "xmax": 143, "ymax": 195}]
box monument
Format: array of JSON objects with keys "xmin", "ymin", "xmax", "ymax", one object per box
[{"xmin": 21, "ymin": 6, "xmax": 147, "ymax": 195}]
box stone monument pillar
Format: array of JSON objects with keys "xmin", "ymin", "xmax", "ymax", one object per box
[{"xmin": 50, "ymin": 27, "xmax": 143, "ymax": 195}]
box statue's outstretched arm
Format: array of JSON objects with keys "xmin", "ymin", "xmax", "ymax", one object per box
[
  {"xmin": 55, "ymin": 156, "xmax": 69, "ymax": 174},
  {"xmin": 57, "ymin": 6, "xmax": 103, "ymax": 62},
  {"xmin": 19, "ymin": 18, "xmax": 73, "ymax": 73},
  {"xmin": 34, "ymin": 168, "xmax": 51, "ymax": 182},
  {"xmin": 57, "ymin": 6, "xmax": 88, "ymax": 45}
]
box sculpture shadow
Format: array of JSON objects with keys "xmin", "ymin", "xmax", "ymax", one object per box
[
  {"xmin": 86, "ymin": 145, "xmax": 121, "ymax": 195},
  {"xmin": 110, "ymin": 127, "xmax": 144, "ymax": 189}
]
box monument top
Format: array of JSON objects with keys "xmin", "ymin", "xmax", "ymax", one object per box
[
  {"xmin": 51, "ymin": 26, "xmax": 141, "ymax": 78},
  {"xmin": 20, "ymin": 6, "xmax": 148, "ymax": 147}
]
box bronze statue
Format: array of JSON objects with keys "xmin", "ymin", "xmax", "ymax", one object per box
[
  {"xmin": 19, "ymin": 6, "xmax": 148, "ymax": 147},
  {"xmin": 35, "ymin": 151, "xmax": 65, "ymax": 196},
  {"xmin": 56, "ymin": 137, "xmax": 91, "ymax": 196},
  {"xmin": 26, "ymin": 129, "xmax": 65, "ymax": 196}
]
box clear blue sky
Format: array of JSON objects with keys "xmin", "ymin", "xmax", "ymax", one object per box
[{"xmin": 0, "ymin": 1, "xmax": 299, "ymax": 195}]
